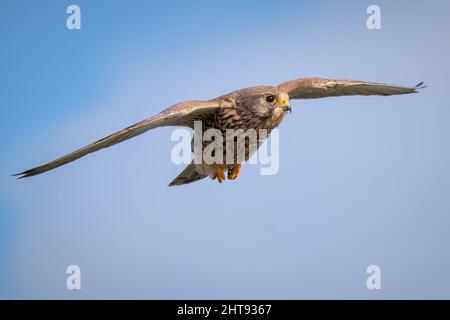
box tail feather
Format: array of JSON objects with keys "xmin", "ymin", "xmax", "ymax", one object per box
[{"xmin": 168, "ymin": 163, "xmax": 207, "ymax": 187}]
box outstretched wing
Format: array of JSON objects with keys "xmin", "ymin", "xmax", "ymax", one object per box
[
  {"xmin": 14, "ymin": 100, "xmax": 219, "ymax": 178},
  {"xmin": 278, "ymin": 77, "xmax": 425, "ymax": 99}
]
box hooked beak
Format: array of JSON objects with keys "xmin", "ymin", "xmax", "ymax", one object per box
[
  {"xmin": 278, "ymin": 98, "xmax": 292, "ymax": 113},
  {"xmin": 281, "ymin": 104, "xmax": 292, "ymax": 113}
]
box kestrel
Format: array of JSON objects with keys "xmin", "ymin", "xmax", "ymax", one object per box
[{"xmin": 14, "ymin": 77, "xmax": 425, "ymax": 186}]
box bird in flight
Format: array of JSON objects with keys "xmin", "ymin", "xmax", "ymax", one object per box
[{"xmin": 14, "ymin": 77, "xmax": 425, "ymax": 186}]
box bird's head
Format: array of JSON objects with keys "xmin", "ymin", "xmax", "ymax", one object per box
[{"xmin": 239, "ymin": 87, "xmax": 292, "ymax": 122}]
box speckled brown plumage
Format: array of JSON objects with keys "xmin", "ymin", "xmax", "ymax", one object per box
[{"xmin": 14, "ymin": 77, "xmax": 425, "ymax": 186}]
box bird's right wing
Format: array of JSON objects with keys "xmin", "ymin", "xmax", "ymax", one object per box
[{"xmin": 15, "ymin": 100, "xmax": 220, "ymax": 178}]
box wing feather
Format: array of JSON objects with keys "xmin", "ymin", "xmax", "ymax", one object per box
[
  {"xmin": 14, "ymin": 100, "xmax": 219, "ymax": 178},
  {"xmin": 278, "ymin": 77, "xmax": 425, "ymax": 99}
]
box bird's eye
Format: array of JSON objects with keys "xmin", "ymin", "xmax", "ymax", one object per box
[{"xmin": 265, "ymin": 95, "xmax": 276, "ymax": 103}]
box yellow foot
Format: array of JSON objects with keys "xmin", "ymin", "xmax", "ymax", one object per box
[
  {"xmin": 211, "ymin": 166, "xmax": 226, "ymax": 183},
  {"xmin": 227, "ymin": 164, "xmax": 241, "ymax": 180}
]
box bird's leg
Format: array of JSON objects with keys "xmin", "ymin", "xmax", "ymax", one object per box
[
  {"xmin": 211, "ymin": 166, "xmax": 226, "ymax": 183},
  {"xmin": 227, "ymin": 164, "xmax": 241, "ymax": 180}
]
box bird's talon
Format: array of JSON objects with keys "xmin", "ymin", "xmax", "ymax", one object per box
[
  {"xmin": 227, "ymin": 164, "xmax": 241, "ymax": 180},
  {"xmin": 211, "ymin": 166, "xmax": 226, "ymax": 183}
]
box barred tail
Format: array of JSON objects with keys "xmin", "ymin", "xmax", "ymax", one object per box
[{"xmin": 168, "ymin": 163, "xmax": 207, "ymax": 187}]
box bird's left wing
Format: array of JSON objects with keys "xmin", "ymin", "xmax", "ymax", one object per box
[
  {"xmin": 14, "ymin": 100, "xmax": 219, "ymax": 178},
  {"xmin": 278, "ymin": 77, "xmax": 425, "ymax": 99}
]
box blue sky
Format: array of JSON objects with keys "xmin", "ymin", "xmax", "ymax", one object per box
[{"xmin": 1, "ymin": 0, "xmax": 449, "ymax": 299}]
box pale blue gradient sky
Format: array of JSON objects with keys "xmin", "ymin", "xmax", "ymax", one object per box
[{"xmin": 1, "ymin": 0, "xmax": 449, "ymax": 299}]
